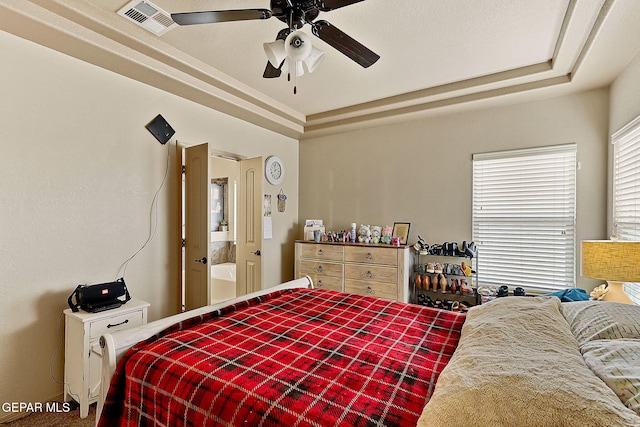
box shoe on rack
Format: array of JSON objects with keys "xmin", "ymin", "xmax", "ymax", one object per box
[
  {"xmin": 434, "ymin": 263, "xmax": 443, "ymax": 274},
  {"xmin": 439, "ymin": 274, "xmax": 448, "ymax": 292},
  {"xmin": 430, "ymin": 244, "xmax": 443, "ymax": 256},
  {"xmin": 457, "ymin": 241, "xmax": 468, "ymax": 257},
  {"xmin": 450, "ymin": 242, "xmax": 458, "ymax": 256},
  {"xmin": 514, "ymin": 287, "xmax": 526, "ymax": 296},
  {"xmin": 464, "ymin": 241, "xmax": 477, "ymax": 258},
  {"xmin": 426, "ymin": 263, "xmax": 435, "ymax": 274},
  {"xmin": 424, "ymin": 275, "xmax": 432, "ymax": 291},
  {"xmin": 496, "ymin": 285, "xmax": 509, "ymax": 297},
  {"xmin": 450, "ymin": 278, "xmax": 459, "ymax": 294},
  {"xmin": 460, "ymin": 279, "xmax": 474, "ymax": 296}
]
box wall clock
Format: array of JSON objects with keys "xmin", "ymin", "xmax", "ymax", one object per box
[{"xmin": 265, "ymin": 156, "xmax": 284, "ymax": 185}]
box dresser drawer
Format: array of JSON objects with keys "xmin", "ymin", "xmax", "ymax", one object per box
[
  {"xmin": 298, "ymin": 243, "xmax": 344, "ymax": 261},
  {"xmin": 307, "ymin": 274, "xmax": 343, "ymax": 292},
  {"xmin": 344, "ymin": 246, "xmax": 398, "ymax": 265},
  {"xmin": 345, "ymin": 279, "xmax": 398, "ymax": 301},
  {"xmin": 89, "ymin": 310, "xmax": 144, "ymax": 339},
  {"xmin": 298, "ymin": 260, "xmax": 344, "ymax": 278},
  {"xmin": 344, "ymin": 264, "xmax": 397, "ymax": 283}
]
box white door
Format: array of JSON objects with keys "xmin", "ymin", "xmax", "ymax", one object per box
[
  {"xmin": 184, "ymin": 143, "xmax": 211, "ymax": 310},
  {"xmin": 236, "ymin": 157, "xmax": 263, "ymax": 296}
]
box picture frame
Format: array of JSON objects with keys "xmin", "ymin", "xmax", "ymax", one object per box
[{"xmin": 392, "ymin": 222, "xmax": 411, "ymax": 245}]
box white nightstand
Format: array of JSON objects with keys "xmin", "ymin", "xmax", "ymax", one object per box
[{"xmin": 63, "ymin": 299, "xmax": 149, "ymax": 418}]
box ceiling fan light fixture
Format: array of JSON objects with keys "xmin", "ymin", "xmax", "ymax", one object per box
[
  {"xmin": 282, "ymin": 58, "xmax": 305, "ymax": 77},
  {"xmin": 303, "ymin": 46, "xmax": 326, "ymax": 73},
  {"xmin": 263, "ymin": 39, "xmax": 286, "ymax": 68},
  {"xmin": 284, "ymin": 30, "xmax": 312, "ymax": 62}
]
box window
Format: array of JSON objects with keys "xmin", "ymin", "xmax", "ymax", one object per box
[
  {"xmin": 472, "ymin": 144, "xmax": 577, "ymax": 293},
  {"xmin": 612, "ymin": 115, "xmax": 640, "ymax": 304}
]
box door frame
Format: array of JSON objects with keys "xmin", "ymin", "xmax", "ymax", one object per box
[{"xmin": 179, "ymin": 147, "xmax": 264, "ymax": 309}]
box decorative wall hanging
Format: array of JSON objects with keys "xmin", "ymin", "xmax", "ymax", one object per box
[{"xmin": 277, "ymin": 189, "xmax": 287, "ymax": 212}]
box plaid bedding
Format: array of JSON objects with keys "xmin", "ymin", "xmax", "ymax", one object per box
[{"xmin": 99, "ymin": 288, "xmax": 465, "ymax": 427}]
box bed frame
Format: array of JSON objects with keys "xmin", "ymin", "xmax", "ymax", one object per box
[{"xmin": 96, "ymin": 276, "xmax": 314, "ymax": 423}]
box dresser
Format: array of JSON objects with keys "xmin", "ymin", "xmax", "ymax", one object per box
[
  {"xmin": 294, "ymin": 241, "xmax": 412, "ymax": 302},
  {"xmin": 64, "ymin": 299, "xmax": 149, "ymax": 418}
]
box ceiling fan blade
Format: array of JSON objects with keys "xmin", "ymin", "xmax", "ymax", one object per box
[
  {"xmin": 311, "ymin": 20, "xmax": 379, "ymax": 68},
  {"xmin": 318, "ymin": 0, "xmax": 366, "ymax": 12},
  {"xmin": 171, "ymin": 9, "xmax": 272, "ymax": 26},
  {"xmin": 263, "ymin": 61, "xmax": 283, "ymax": 78}
]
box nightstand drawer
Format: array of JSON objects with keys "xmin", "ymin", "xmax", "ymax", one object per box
[
  {"xmin": 344, "ymin": 246, "xmax": 398, "ymax": 265},
  {"xmin": 90, "ymin": 310, "xmax": 144, "ymax": 339},
  {"xmin": 298, "ymin": 243, "xmax": 344, "ymax": 261},
  {"xmin": 345, "ymin": 264, "xmax": 397, "ymax": 283}
]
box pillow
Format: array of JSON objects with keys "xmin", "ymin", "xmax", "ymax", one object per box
[
  {"xmin": 418, "ymin": 297, "xmax": 640, "ymax": 427},
  {"xmin": 582, "ymin": 339, "xmax": 640, "ymax": 416},
  {"xmin": 561, "ymin": 300, "xmax": 640, "ymax": 345}
]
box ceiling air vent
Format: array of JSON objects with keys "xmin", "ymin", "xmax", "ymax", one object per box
[{"xmin": 117, "ymin": 0, "xmax": 177, "ymax": 36}]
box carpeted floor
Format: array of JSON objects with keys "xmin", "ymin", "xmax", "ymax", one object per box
[{"xmin": 2, "ymin": 403, "xmax": 95, "ymax": 427}]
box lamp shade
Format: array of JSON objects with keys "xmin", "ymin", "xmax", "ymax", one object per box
[
  {"xmin": 581, "ymin": 240, "xmax": 640, "ymax": 282},
  {"xmin": 303, "ymin": 46, "xmax": 326, "ymax": 73},
  {"xmin": 263, "ymin": 39, "xmax": 286, "ymax": 68},
  {"xmin": 284, "ymin": 30, "xmax": 312, "ymax": 62}
]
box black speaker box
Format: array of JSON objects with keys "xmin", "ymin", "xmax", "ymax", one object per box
[{"xmin": 145, "ymin": 114, "xmax": 175, "ymax": 145}]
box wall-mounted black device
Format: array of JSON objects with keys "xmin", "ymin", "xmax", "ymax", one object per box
[{"xmin": 145, "ymin": 114, "xmax": 175, "ymax": 145}]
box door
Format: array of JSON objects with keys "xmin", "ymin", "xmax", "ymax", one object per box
[
  {"xmin": 184, "ymin": 143, "xmax": 211, "ymax": 310},
  {"xmin": 236, "ymin": 157, "xmax": 263, "ymax": 296}
]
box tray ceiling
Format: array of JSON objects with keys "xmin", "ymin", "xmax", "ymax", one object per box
[{"xmin": 1, "ymin": 0, "xmax": 640, "ymax": 138}]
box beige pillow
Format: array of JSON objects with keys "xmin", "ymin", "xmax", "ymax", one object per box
[{"xmin": 418, "ymin": 297, "xmax": 640, "ymax": 427}]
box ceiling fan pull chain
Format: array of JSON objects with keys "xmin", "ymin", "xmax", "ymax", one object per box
[{"xmin": 293, "ymin": 62, "xmax": 297, "ymax": 94}]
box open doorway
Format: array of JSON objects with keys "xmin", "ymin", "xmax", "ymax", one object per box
[{"xmin": 180, "ymin": 143, "xmax": 263, "ymax": 311}]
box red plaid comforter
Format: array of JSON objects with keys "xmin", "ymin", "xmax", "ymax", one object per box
[{"xmin": 99, "ymin": 288, "xmax": 465, "ymax": 427}]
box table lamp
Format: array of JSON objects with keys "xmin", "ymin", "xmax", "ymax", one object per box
[{"xmin": 581, "ymin": 240, "xmax": 640, "ymax": 304}]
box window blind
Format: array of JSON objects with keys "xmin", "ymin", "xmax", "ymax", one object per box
[
  {"xmin": 612, "ymin": 115, "xmax": 640, "ymax": 305},
  {"xmin": 472, "ymin": 144, "xmax": 577, "ymax": 292},
  {"xmin": 613, "ymin": 115, "xmax": 640, "ymax": 241}
]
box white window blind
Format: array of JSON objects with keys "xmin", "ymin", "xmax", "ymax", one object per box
[
  {"xmin": 612, "ymin": 115, "xmax": 640, "ymax": 305},
  {"xmin": 472, "ymin": 144, "xmax": 577, "ymax": 292},
  {"xmin": 613, "ymin": 115, "xmax": 640, "ymax": 241}
]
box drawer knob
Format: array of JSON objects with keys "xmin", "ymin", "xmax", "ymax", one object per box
[
  {"xmin": 317, "ymin": 249, "xmax": 324, "ymax": 256},
  {"xmin": 365, "ymin": 271, "xmax": 373, "ymax": 279},
  {"xmin": 316, "ymin": 265, "xmax": 324, "ymax": 273},
  {"xmin": 317, "ymin": 280, "xmax": 323, "ymax": 288},
  {"xmin": 366, "ymin": 286, "xmax": 373, "ymax": 294},
  {"xmin": 107, "ymin": 319, "xmax": 129, "ymax": 328},
  {"xmin": 366, "ymin": 252, "xmax": 373, "ymax": 260}
]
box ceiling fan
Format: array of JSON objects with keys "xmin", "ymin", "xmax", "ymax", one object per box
[{"xmin": 170, "ymin": 0, "xmax": 380, "ymax": 79}]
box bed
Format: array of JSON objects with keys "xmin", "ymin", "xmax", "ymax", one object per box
[
  {"xmin": 97, "ymin": 277, "xmax": 465, "ymax": 426},
  {"xmin": 97, "ymin": 277, "xmax": 640, "ymax": 426}
]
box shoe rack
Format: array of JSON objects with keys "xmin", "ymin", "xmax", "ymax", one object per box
[{"xmin": 412, "ymin": 244, "xmax": 479, "ymax": 308}]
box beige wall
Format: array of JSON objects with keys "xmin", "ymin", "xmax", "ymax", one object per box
[
  {"xmin": 0, "ymin": 29, "xmax": 297, "ymax": 417},
  {"xmin": 610, "ymin": 49, "xmax": 640, "ymax": 134},
  {"xmin": 300, "ymin": 89, "xmax": 610, "ymax": 291}
]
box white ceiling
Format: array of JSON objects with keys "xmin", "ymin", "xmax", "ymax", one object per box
[{"xmin": 2, "ymin": 0, "xmax": 640, "ymax": 139}]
